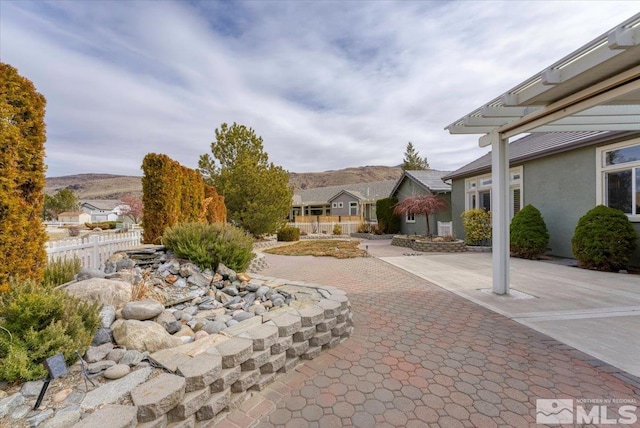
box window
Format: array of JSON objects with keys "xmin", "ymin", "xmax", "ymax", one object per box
[
  {"xmin": 338, "ymin": 202, "xmax": 344, "ymax": 208},
  {"xmin": 598, "ymin": 139, "xmax": 640, "ymax": 220},
  {"xmin": 464, "ymin": 166, "xmax": 522, "ymax": 219},
  {"xmin": 332, "ymin": 202, "xmax": 338, "ymax": 208},
  {"xmin": 406, "ymin": 213, "xmax": 415, "ymax": 223},
  {"xmin": 349, "ymin": 202, "xmax": 358, "ymax": 216}
]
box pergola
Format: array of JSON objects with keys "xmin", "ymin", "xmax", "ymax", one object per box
[{"xmin": 445, "ymin": 13, "xmax": 640, "ymax": 295}]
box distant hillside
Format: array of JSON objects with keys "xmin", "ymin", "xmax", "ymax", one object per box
[{"xmin": 45, "ymin": 166, "xmax": 404, "ymax": 200}]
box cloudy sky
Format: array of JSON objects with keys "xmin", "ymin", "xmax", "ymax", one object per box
[{"xmin": 1, "ymin": 1, "xmax": 638, "ymax": 177}]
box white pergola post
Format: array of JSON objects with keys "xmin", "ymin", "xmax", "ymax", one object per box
[{"xmin": 491, "ymin": 133, "xmax": 509, "ymax": 295}]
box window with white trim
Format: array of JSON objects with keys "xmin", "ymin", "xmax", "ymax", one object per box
[
  {"xmin": 464, "ymin": 167, "xmax": 523, "ymax": 219},
  {"xmin": 349, "ymin": 201, "xmax": 358, "ymax": 215},
  {"xmin": 406, "ymin": 212, "xmax": 415, "ymax": 223},
  {"xmin": 332, "ymin": 202, "xmax": 338, "ymax": 208},
  {"xmin": 597, "ymin": 139, "xmax": 640, "ymax": 220}
]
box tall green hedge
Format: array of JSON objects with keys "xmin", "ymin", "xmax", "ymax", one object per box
[
  {"xmin": 141, "ymin": 154, "xmax": 226, "ymax": 244},
  {"xmin": 376, "ymin": 197, "xmax": 400, "ymax": 234},
  {"xmin": 0, "ymin": 63, "xmax": 47, "ymax": 290}
]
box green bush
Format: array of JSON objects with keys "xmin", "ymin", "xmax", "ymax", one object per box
[
  {"xmin": 571, "ymin": 205, "xmax": 637, "ymax": 271},
  {"xmin": 461, "ymin": 209, "xmax": 492, "ymax": 246},
  {"xmin": 376, "ymin": 197, "xmax": 400, "ymax": 234},
  {"xmin": 277, "ymin": 226, "xmax": 300, "ymax": 242},
  {"xmin": 163, "ymin": 222, "xmax": 254, "ymax": 272},
  {"xmin": 0, "ymin": 279, "xmax": 101, "ymax": 382},
  {"xmin": 332, "ymin": 224, "xmax": 342, "ymax": 235},
  {"xmin": 43, "ymin": 257, "xmax": 82, "ymax": 289},
  {"xmin": 84, "ymin": 221, "xmax": 116, "ymax": 230},
  {"xmin": 509, "ymin": 205, "xmax": 549, "ymax": 259}
]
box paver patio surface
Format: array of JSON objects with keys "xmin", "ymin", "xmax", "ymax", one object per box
[{"xmin": 239, "ymin": 251, "xmax": 640, "ymax": 428}]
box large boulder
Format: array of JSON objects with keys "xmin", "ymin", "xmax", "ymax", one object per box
[
  {"xmin": 121, "ymin": 299, "xmax": 164, "ymax": 320},
  {"xmin": 112, "ymin": 319, "xmax": 183, "ymax": 353},
  {"xmin": 64, "ymin": 278, "xmax": 132, "ymax": 310}
]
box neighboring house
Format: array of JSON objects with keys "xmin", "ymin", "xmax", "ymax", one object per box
[
  {"xmin": 443, "ymin": 131, "xmax": 640, "ymax": 260},
  {"xmin": 290, "ymin": 180, "xmax": 396, "ymax": 222},
  {"xmin": 81, "ymin": 200, "xmax": 129, "ymax": 223},
  {"xmin": 390, "ymin": 170, "xmax": 452, "ymax": 236},
  {"xmin": 57, "ymin": 211, "xmax": 91, "ymax": 224}
]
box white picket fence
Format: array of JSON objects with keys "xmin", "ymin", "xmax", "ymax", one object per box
[
  {"xmin": 437, "ymin": 221, "xmax": 453, "ymax": 237},
  {"xmin": 45, "ymin": 230, "xmax": 143, "ymax": 269},
  {"xmin": 287, "ymin": 221, "xmax": 367, "ymax": 235}
]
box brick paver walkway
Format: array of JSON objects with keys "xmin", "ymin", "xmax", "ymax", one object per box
[{"xmin": 237, "ymin": 252, "xmax": 640, "ymax": 427}]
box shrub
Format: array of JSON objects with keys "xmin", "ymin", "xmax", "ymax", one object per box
[
  {"xmin": 509, "ymin": 205, "xmax": 549, "ymax": 259},
  {"xmin": 332, "ymin": 224, "xmax": 342, "ymax": 235},
  {"xmin": 461, "ymin": 209, "xmax": 492, "ymax": 246},
  {"xmin": 571, "ymin": 205, "xmax": 637, "ymax": 271},
  {"xmin": 68, "ymin": 226, "xmax": 81, "ymax": 237},
  {"xmin": 277, "ymin": 226, "xmax": 300, "ymax": 242},
  {"xmin": 84, "ymin": 221, "xmax": 116, "ymax": 230},
  {"xmin": 357, "ymin": 222, "xmax": 372, "ymax": 233},
  {"xmin": 43, "ymin": 257, "xmax": 81, "ymax": 289},
  {"xmin": 376, "ymin": 197, "xmax": 400, "ymax": 234},
  {"xmin": 0, "ymin": 279, "xmax": 101, "ymax": 382},
  {"xmin": 163, "ymin": 222, "xmax": 254, "ymax": 272}
]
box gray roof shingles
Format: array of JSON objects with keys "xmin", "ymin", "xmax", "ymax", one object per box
[{"xmin": 294, "ymin": 180, "xmax": 397, "ymax": 205}]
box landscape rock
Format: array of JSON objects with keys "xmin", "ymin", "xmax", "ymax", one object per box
[
  {"xmin": 40, "ymin": 406, "xmax": 80, "ymax": 428},
  {"xmin": 26, "ymin": 409, "xmax": 54, "ymax": 427},
  {"xmin": 0, "ymin": 393, "xmax": 25, "ymax": 418},
  {"xmin": 75, "ymin": 268, "xmax": 106, "ymax": 281},
  {"xmin": 155, "ymin": 311, "xmax": 181, "ymax": 334},
  {"xmin": 201, "ymin": 321, "xmax": 226, "ymax": 335},
  {"xmin": 112, "ymin": 319, "xmax": 183, "ymax": 353},
  {"xmin": 107, "ymin": 348, "xmax": 127, "ymax": 363},
  {"xmin": 121, "ymin": 299, "xmax": 164, "ymax": 321},
  {"xmin": 64, "ymin": 278, "xmax": 132, "ymax": 310},
  {"xmin": 74, "ymin": 404, "xmax": 137, "ymax": 428},
  {"xmin": 104, "ymin": 364, "xmax": 131, "ymax": 380},
  {"xmin": 91, "ymin": 327, "xmax": 113, "ymax": 346},
  {"xmin": 119, "ymin": 350, "xmax": 145, "ymax": 366},
  {"xmin": 81, "ymin": 367, "xmax": 152, "ymax": 410},
  {"xmin": 99, "ymin": 305, "xmax": 116, "ymax": 328},
  {"xmin": 84, "ymin": 343, "xmax": 114, "ymax": 363},
  {"xmin": 20, "ymin": 381, "xmax": 44, "ymax": 397},
  {"xmin": 52, "ymin": 389, "xmax": 73, "ymax": 403},
  {"xmin": 87, "ymin": 360, "xmax": 116, "ymax": 373},
  {"xmin": 131, "ymin": 373, "xmax": 185, "ymax": 422},
  {"xmin": 216, "ymin": 263, "xmax": 237, "ymax": 281}
]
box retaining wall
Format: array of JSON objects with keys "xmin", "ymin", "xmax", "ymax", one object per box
[
  {"xmin": 79, "ymin": 279, "xmax": 353, "ymax": 427},
  {"xmin": 391, "ymin": 236, "xmax": 466, "ymax": 253}
]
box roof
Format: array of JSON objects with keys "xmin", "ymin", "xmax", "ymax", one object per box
[
  {"xmin": 446, "ymin": 13, "xmax": 640, "ymax": 139},
  {"xmin": 390, "ymin": 169, "xmax": 452, "ymax": 196},
  {"xmin": 328, "ymin": 190, "xmax": 366, "ymax": 202},
  {"xmin": 293, "ymin": 180, "xmax": 396, "ymax": 205},
  {"xmin": 444, "ymin": 131, "xmax": 640, "ymax": 180},
  {"xmin": 81, "ymin": 200, "xmax": 123, "ymax": 210}
]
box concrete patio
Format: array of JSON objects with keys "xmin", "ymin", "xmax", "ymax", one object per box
[{"xmin": 373, "ymin": 240, "xmax": 640, "ymax": 378}]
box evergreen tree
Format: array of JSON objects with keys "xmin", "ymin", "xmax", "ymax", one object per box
[
  {"xmin": 44, "ymin": 189, "xmax": 79, "ymax": 220},
  {"xmin": 402, "ymin": 142, "xmax": 430, "ymax": 170},
  {"xmin": 198, "ymin": 123, "xmax": 292, "ymax": 237}
]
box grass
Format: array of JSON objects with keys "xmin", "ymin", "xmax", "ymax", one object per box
[{"xmin": 264, "ymin": 239, "xmax": 366, "ymax": 259}]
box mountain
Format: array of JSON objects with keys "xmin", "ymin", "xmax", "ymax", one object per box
[{"xmin": 45, "ymin": 166, "xmax": 404, "ymax": 200}]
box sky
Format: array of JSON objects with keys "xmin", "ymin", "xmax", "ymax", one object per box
[{"xmin": 1, "ymin": 1, "xmax": 638, "ymax": 178}]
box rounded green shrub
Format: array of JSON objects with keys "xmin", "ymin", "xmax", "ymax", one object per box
[
  {"xmin": 509, "ymin": 204, "xmax": 549, "ymax": 259},
  {"xmin": 571, "ymin": 205, "xmax": 637, "ymax": 271},
  {"xmin": 461, "ymin": 209, "xmax": 492, "ymax": 246},
  {"xmin": 162, "ymin": 222, "xmax": 254, "ymax": 272},
  {"xmin": 0, "ymin": 279, "xmax": 101, "ymax": 382},
  {"xmin": 332, "ymin": 224, "xmax": 342, "ymax": 235},
  {"xmin": 277, "ymin": 226, "xmax": 300, "ymax": 242}
]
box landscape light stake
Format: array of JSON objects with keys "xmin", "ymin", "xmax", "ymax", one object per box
[
  {"xmin": 34, "ymin": 353, "xmax": 68, "ymax": 410},
  {"xmin": 75, "ymin": 350, "xmax": 96, "ymax": 391}
]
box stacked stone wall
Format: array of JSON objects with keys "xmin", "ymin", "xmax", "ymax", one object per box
[{"xmin": 391, "ymin": 236, "xmax": 466, "ymax": 252}]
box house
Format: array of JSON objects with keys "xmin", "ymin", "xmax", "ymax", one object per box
[
  {"xmin": 445, "ymin": 13, "xmax": 640, "ymax": 294},
  {"xmin": 57, "ymin": 211, "xmax": 91, "ymax": 224},
  {"xmin": 290, "ymin": 180, "xmax": 396, "ymax": 222},
  {"xmin": 389, "ymin": 170, "xmax": 452, "ymax": 236},
  {"xmin": 81, "ymin": 200, "xmax": 129, "ymax": 223},
  {"xmin": 444, "ymin": 131, "xmax": 640, "ymax": 261}
]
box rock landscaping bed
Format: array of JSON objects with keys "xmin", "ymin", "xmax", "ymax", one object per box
[{"xmin": 0, "ymin": 246, "xmax": 352, "ymax": 427}]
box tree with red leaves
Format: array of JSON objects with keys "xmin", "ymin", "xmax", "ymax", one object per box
[
  {"xmin": 393, "ymin": 194, "xmax": 448, "ymax": 236},
  {"xmin": 121, "ymin": 194, "xmax": 144, "ymax": 223}
]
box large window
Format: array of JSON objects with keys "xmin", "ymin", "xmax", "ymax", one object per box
[
  {"xmin": 598, "ymin": 139, "xmax": 640, "ymax": 220},
  {"xmin": 465, "ymin": 167, "xmax": 522, "ymax": 219}
]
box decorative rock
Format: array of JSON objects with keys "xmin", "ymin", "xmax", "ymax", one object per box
[
  {"xmin": 121, "ymin": 299, "xmax": 164, "ymax": 321},
  {"xmin": 99, "ymin": 305, "xmax": 117, "ymax": 328},
  {"xmin": 10, "ymin": 404, "xmax": 30, "ymax": 420},
  {"xmin": 245, "ymin": 283, "xmax": 260, "ymax": 292},
  {"xmin": 196, "ymin": 389, "xmax": 230, "ymax": 420},
  {"xmin": 52, "ymin": 389, "xmax": 73, "ymax": 404},
  {"xmin": 216, "ymin": 338, "xmax": 253, "ymax": 368},
  {"xmin": 232, "ymin": 311, "xmax": 254, "ymax": 322},
  {"xmin": 222, "ymin": 286, "xmax": 239, "ymax": 297},
  {"xmin": 41, "ymin": 406, "xmax": 81, "ymax": 428},
  {"xmin": 26, "ymin": 409, "xmax": 54, "ymax": 427},
  {"xmin": 174, "ymin": 325, "xmax": 195, "ymax": 338},
  {"xmin": 298, "ymin": 305, "xmax": 325, "ymax": 327},
  {"xmin": 64, "ymin": 278, "xmax": 132, "ymax": 310},
  {"xmin": 112, "ymin": 319, "xmax": 183, "ymax": 353},
  {"xmin": 271, "ymin": 336, "xmax": 293, "ymax": 354},
  {"xmin": 210, "ymin": 366, "xmax": 241, "ymax": 392},
  {"xmin": 0, "ymin": 393, "xmax": 25, "ymax": 418},
  {"xmin": 73, "ymin": 404, "xmax": 137, "ymax": 428},
  {"xmin": 84, "ymin": 343, "xmax": 114, "ymax": 363},
  {"xmin": 119, "ymin": 350, "xmax": 145, "ymax": 366},
  {"xmin": 131, "ymin": 373, "xmax": 186, "ymax": 423},
  {"xmin": 239, "ymin": 324, "xmax": 278, "ymax": 351},
  {"xmin": 194, "ymin": 330, "xmax": 209, "ymax": 341},
  {"xmin": 21, "ymin": 380, "xmax": 45, "ymax": 397},
  {"xmin": 87, "ymin": 360, "xmax": 116, "ymax": 373},
  {"xmin": 270, "ymin": 313, "xmax": 302, "ymax": 337},
  {"xmin": 107, "ymin": 348, "xmax": 127, "ymax": 363},
  {"xmin": 155, "ymin": 310, "xmax": 182, "ymax": 335},
  {"xmin": 315, "ymin": 299, "xmax": 341, "ymax": 318},
  {"xmin": 237, "ymin": 273, "xmax": 251, "ymax": 282},
  {"xmin": 176, "ymin": 353, "xmax": 222, "ymax": 393},
  {"xmin": 201, "ymin": 321, "xmax": 226, "ymax": 335},
  {"xmin": 75, "ymin": 268, "xmax": 107, "ymax": 281},
  {"xmin": 91, "ymin": 327, "xmax": 113, "ymax": 346},
  {"xmin": 216, "ymin": 263, "xmax": 237, "ymax": 281},
  {"xmin": 104, "ymin": 364, "xmax": 131, "ymax": 380}
]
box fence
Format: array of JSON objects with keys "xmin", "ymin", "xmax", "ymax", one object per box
[
  {"xmin": 45, "ymin": 230, "xmax": 143, "ymax": 270},
  {"xmin": 287, "ymin": 221, "xmax": 374, "ymax": 235},
  {"xmin": 437, "ymin": 221, "xmax": 453, "ymax": 237}
]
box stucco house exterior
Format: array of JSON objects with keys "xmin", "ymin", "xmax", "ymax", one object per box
[
  {"xmin": 390, "ymin": 170, "xmax": 452, "ymax": 236},
  {"xmin": 444, "ymin": 131, "xmax": 640, "ymax": 261},
  {"xmin": 290, "ymin": 180, "xmax": 396, "ymax": 222},
  {"xmin": 57, "ymin": 211, "xmax": 91, "ymax": 224},
  {"xmin": 81, "ymin": 200, "xmax": 129, "ymax": 223}
]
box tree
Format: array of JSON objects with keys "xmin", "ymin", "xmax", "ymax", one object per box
[
  {"xmin": 393, "ymin": 194, "xmax": 448, "ymax": 236},
  {"xmin": 44, "ymin": 188, "xmax": 79, "ymax": 220},
  {"xmin": 120, "ymin": 194, "xmax": 144, "ymax": 223},
  {"xmin": 198, "ymin": 123, "xmax": 293, "ymax": 237},
  {"xmin": 0, "ymin": 63, "xmax": 48, "ymax": 288},
  {"xmin": 510, "ymin": 204, "xmax": 549, "ymax": 259},
  {"xmin": 376, "ymin": 197, "xmax": 400, "ymax": 234},
  {"xmin": 402, "ymin": 142, "xmax": 430, "ymax": 170}
]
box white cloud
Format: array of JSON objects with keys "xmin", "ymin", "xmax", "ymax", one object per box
[{"xmin": 1, "ymin": 0, "xmax": 637, "ymax": 177}]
